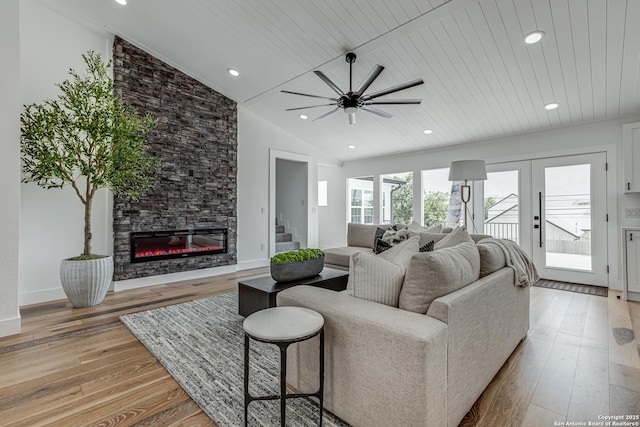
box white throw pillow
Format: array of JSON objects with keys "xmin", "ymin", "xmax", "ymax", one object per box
[
  {"xmin": 378, "ymin": 235, "xmax": 420, "ymax": 270},
  {"xmin": 407, "ymin": 221, "xmax": 442, "ymax": 234},
  {"xmin": 347, "ymin": 236, "xmax": 419, "ymax": 306},
  {"xmin": 433, "ymin": 226, "xmax": 473, "ymax": 250}
]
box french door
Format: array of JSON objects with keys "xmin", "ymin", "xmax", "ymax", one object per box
[{"xmin": 478, "ymin": 153, "xmax": 608, "ymax": 286}]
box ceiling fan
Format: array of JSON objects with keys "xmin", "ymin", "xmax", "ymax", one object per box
[{"xmin": 282, "ymin": 52, "xmax": 424, "ymax": 125}]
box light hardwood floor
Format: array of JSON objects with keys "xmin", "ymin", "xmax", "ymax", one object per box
[{"xmin": 1, "ymin": 269, "xmax": 639, "ymax": 426}]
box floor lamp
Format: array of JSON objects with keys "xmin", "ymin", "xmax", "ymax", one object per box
[{"xmin": 448, "ymin": 160, "xmax": 487, "ymax": 229}]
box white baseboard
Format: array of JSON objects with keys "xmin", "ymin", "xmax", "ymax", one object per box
[
  {"xmin": 113, "ymin": 265, "xmax": 237, "ymax": 292},
  {"xmin": 0, "ymin": 315, "xmax": 21, "ymax": 338},
  {"xmin": 236, "ymin": 259, "xmax": 269, "ymax": 270},
  {"xmin": 19, "ymin": 288, "xmax": 67, "ymax": 307},
  {"xmin": 18, "ymin": 262, "xmax": 270, "ymax": 306}
]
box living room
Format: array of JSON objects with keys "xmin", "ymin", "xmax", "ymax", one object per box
[{"xmin": 1, "ymin": 0, "xmax": 640, "ymax": 426}]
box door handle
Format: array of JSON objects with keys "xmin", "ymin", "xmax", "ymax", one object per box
[{"xmin": 538, "ymin": 192, "xmax": 543, "ymax": 248}]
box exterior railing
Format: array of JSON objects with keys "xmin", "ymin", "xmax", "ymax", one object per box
[{"xmin": 484, "ymin": 222, "xmax": 519, "ymax": 242}]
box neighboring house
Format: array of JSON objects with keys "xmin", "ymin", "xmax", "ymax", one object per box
[{"xmin": 484, "ymin": 194, "xmax": 520, "ymax": 242}]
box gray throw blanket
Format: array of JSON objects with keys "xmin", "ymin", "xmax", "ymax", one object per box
[{"xmin": 480, "ymin": 238, "xmax": 540, "ymax": 287}]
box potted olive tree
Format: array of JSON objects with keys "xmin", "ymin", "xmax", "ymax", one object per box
[{"xmin": 21, "ymin": 51, "xmax": 159, "ymax": 307}]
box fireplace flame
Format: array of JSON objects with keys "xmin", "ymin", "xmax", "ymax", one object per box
[{"xmin": 135, "ymin": 245, "xmax": 222, "ymax": 258}]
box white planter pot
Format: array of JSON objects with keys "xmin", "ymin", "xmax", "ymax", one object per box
[{"xmin": 60, "ymin": 256, "xmax": 114, "ymax": 308}]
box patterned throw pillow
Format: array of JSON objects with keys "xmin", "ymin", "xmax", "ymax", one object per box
[
  {"xmin": 372, "ymin": 227, "xmax": 386, "ymax": 249},
  {"xmin": 374, "ymin": 238, "xmax": 393, "ymax": 254},
  {"xmin": 419, "ymin": 240, "xmax": 435, "ymax": 252},
  {"xmin": 381, "ymin": 227, "xmax": 410, "ymax": 245}
]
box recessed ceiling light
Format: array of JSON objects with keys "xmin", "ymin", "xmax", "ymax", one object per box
[
  {"xmin": 544, "ymin": 102, "xmax": 559, "ymax": 110},
  {"xmin": 299, "ymin": 114, "xmax": 308, "ymax": 120},
  {"xmin": 348, "ymin": 145, "xmax": 356, "ymax": 149},
  {"xmin": 423, "ymin": 129, "xmax": 433, "ymax": 134},
  {"xmin": 227, "ymin": 68, "xmax": 240, "ymax": 77},
  {"xmin": 114, "ymin": 0, "xmax": 127, "ymax": 5},
  {"xmin": 524, "ymin": 31, "xmax": 544, "ymax": 44}
]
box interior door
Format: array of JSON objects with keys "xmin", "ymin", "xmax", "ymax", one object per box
[{"xmin": 531, "ymin": 153, "xmax": 608, "ymax": 285}]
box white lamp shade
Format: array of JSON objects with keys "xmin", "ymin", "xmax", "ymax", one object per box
[{"xmin": 448, "ymin": 160, "xmax": 487, "ymax": 181}]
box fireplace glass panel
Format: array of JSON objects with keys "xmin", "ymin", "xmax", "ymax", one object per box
[{"xmin": 131, "ymin": 229, "xmax": 227, "ymax": 263}]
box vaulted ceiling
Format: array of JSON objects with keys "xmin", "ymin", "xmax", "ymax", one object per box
[{"xmin": 39, "ymin": 0, "xmax": 640, "ymax": 161}]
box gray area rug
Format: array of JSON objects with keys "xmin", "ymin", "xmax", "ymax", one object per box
[{"xmin": 120, "ymin": 292, "xmax": 349, "ymax": 427}]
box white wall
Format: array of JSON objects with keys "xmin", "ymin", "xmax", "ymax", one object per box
[
  {"xmin": 0, "ymin": 0, "xmax": 22, "ymax": 337},
  {"xmin": 19, "ymin": 0, "xmax": 114, "ymax": 305},
  {"xmin": 319, "ymin": 118, "xmax": 640, "ymax": 290},
  {"xmin": 237, "ymin": 107, "xmax": 340, "ymax": 268},
  {"xmin": 276, "ymin": 159, "xmax": 308, "ymax": 247}
]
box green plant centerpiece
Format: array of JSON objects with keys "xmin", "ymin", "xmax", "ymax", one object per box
[
  {"xmin": 270, "ymin": 248, "xmax": 325, "ymax": 282},
  {"xmin": 20, "ymin": 51, "xmax": 159, "ymax": 307}
]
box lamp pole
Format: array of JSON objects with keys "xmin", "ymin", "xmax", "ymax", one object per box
[{"xmin": 460, "ymin": 179, "xmax": 471, "ymax": 228}]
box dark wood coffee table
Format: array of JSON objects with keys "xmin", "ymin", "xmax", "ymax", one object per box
[{"xmin": 238, "ymin": 267, "xmax": 349, "ymax": 317}]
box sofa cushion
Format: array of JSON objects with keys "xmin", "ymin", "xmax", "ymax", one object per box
[
  {"xmin": 348, "ymin": 236, "xmax": 419, "ymax": 306},
  {"xmin": 407, "ymin": 221, "xmax": 443, "ymax": 234},
  {"xmin": 347, "ymin": 223, "xmax": 391, "ymax": 248},
  {"xmin": 399, "ymin": 241, "xmax": 480, "ymax": 314},
  {"xmin": 470, "ymin": 233, "xmax": 492, "ymax": 243},
  {"xmin": 433, "ymin": 226, "xmax": 474, "ymax": 250},
  {"xmin": 324, "ymin": 246, "xmax": 367, "ymax": 267},
  {"xmin": 476, "ymin": 239, "xmax": 507, "ymax": 277}
]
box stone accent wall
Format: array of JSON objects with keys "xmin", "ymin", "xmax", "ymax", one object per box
[{"xmin": 112, "ymin": 37, "xmax": 237, "ymax": 280}]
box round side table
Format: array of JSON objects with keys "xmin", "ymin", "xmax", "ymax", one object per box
[{"xmin": 243, "ymin": 306, "xmax": 325, "ymax": 427}]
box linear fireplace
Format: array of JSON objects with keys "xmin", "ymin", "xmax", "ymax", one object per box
[{"xmin": 130, "ymin": 228, "xmax": 227, "ymax": 263}]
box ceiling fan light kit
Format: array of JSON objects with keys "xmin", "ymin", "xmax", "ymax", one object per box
[{"xmin": 282, "ymin": 52, "xmax": 424, "ymax": 125}]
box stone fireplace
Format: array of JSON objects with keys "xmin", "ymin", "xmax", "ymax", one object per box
[{"xmin": 112, "ymin": 37, "xmax": 237, "ymax": 281}]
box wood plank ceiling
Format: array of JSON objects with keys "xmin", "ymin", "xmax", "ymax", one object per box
[{"xmin": 39, "ymin": 0, "xmax": 640, "ymax": 162}]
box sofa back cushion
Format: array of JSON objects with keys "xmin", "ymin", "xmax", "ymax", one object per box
[
  {"xmin": 476, "ymin": 239, "xmax": 507, "ymax": 278},
  {"xmin": 470, "ymin": 233, "xmax": 492, "ymax": 243},
  {"xmin": 433, "ymin": 226, "xmax": 474, "ymax": 250},
  {"xmin": 399, "ymin": 242, "xmax": 480, "ymax": 314},
  {"xmin": 347, "ymin": 223, "xmax": 390, "ymax": 248}
]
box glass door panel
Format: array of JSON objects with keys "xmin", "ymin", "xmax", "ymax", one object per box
[
  {"xmin": 543, "ymin": 164, "xmax": 592, "ymax": 271},
  {"xmin": 484, "ymin": 170, "xmax": 520, "ymax": 243}
]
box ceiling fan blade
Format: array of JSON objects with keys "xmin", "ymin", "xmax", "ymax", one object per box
[
  {"xmin": 285, "ymin": 104, "xmax": 337, "ymax": 111},
  {"xmin": 281, "ymin": 90, "xmax": 338, "ymax": 101},
  {"xmin": 364, "ymin": 99, "xmax": 422, "ymax": 105},
  {"xmin": 361, "ymin": 106, "xmax": 393, "ymax": 119},
  {"xmin": 362, "ymin": 78, "xmax": 424, "ymax": 100},
  {"xmin": 313, "ymin": 107, "xmax": 341, "ymax": 121},
  {"xmin": 313, "ymin": 71, "xmax": 345, "ymax": 96},
  {"xmin": 355, "ymin": 64, "xmax": 384, "ymax": 95}
]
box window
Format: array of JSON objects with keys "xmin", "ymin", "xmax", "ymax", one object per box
[
  {"xmin": 422, "ymin": 168, "xmax": 455, "ymax": 227},
  {"xmin": 381, "ymin": 171, "xmax": 413, "ymax": 224},
  {"xmin": 318, "ymin": 180, "xmax": 327, "ymax": 206},
  {"xmin": 348, "ymin": 177, "xmax": 374, "ymax": 224}
]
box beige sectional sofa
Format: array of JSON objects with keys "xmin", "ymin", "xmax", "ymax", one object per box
[
  {"xmin": 277, "ymin": 231, "xmax": 530, "ymax": 427},
  {"xmin": 324, "ymin": 223, "xmax": 490, "ymax": 267}
]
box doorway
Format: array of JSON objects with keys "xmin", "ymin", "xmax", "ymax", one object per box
[
  {"xmin": 269, "ymin": 150, "xmax": 312, "ymax": 257},
  {"xmin": 480, "ymin": 153, "xmax": 608, "ymax": 286}
]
